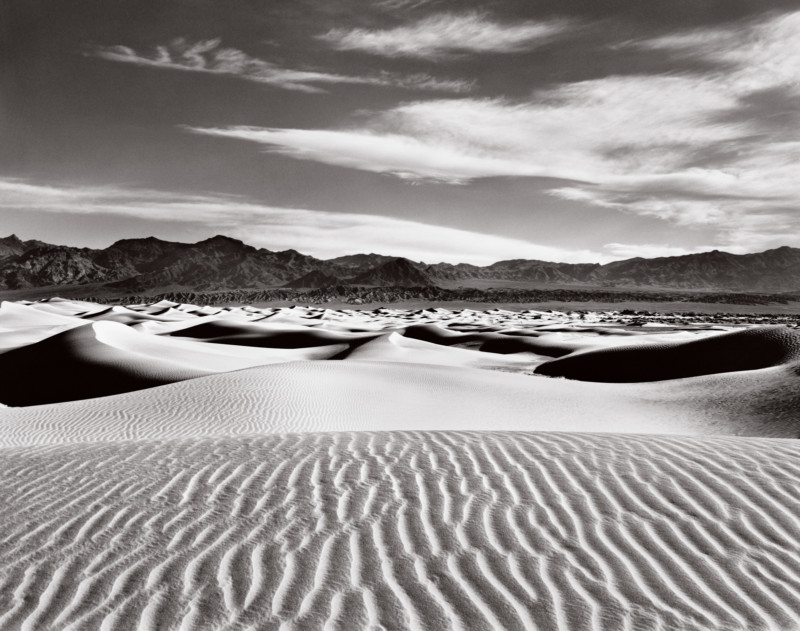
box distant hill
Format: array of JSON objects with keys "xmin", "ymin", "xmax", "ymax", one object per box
[
  {"xmin": 326, "ymin": 253, "xmax": 398, "ymax": 272},
  {"xmin": 107, "ymin": 236, "xmax": 322, "ymax": 292},
  {"xmin": 351, "ymin": 257, "xmax": 436, "ymax": 287},
  {"xmin": 589, "ymin": 248, "xmax": 800, "ymax": 291},
  {"xmin": 426, "ymin": 259, "xmax": 600, "ymax": 284},
  {"xmin": 2, "ymin": 233, "xmax": 800, "ymax": 295},
  {"xmin": 0, "ymin": 234, "xmax": 46, "ymax": 260},
  {"xmin": 284, "ymin": 269, "xmax": 342, "ymax": 289}
]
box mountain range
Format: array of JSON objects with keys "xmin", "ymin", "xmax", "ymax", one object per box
[{"xmin": 2, "ymin": 233, "xmax": 800, "ymax": 295}]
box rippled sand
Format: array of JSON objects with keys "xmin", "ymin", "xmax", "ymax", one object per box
[{"xmin": 1, "ymin": 298, "xmax": 799, "ymax": 629}]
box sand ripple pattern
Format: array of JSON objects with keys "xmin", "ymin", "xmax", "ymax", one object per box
[{"xmin": 3, "ymin": 431, "xmax": 800, "ymax": 630}]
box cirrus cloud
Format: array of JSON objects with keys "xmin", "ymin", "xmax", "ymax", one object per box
[
  {"xmin": 92, "ymin": 38, "xmax": 474, "ymax": 93},
  {"xmin": 190, "ymin": 10, "xmax": 800, "ymax": 254},
  {"xmin": 318, "ymin": 12, "xmax": 572, "ymax": 59}
]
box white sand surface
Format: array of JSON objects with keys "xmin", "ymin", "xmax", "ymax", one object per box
[
  {"xmin": 1, "ymin": 355, "xmax": 799, "ymax": 446},
  {"xmin": 0, "ymin": 301, "xmax": 89, "ymax": 353},
  {"xmin": 1, "ymin": 299, "xmax": 800, "ymax": 630},
  {"xmin": 344, "ymin": 332, "xmax": 545, "ymax": 371},
  {"xmin": 0, "ymin": 320, "xmax": 348, "ymax": 406},
  {"xmin": 86, "ymin": 304, "xmax": 199, "ymax": 325},
  {"xmin": 0, "ymin": 300, "xmax": 87, "ymax": 329},
  {"xmin": 3, "ymin": 432, "xmax": 800, "ymax": 630}
]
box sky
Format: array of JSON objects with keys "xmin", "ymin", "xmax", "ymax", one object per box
[{"xmin": 2, "ymin": 0, "xmax": 799, "ymax": 264}]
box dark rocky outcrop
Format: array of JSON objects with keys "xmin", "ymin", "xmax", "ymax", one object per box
[
  {"xmin": 350, "ymin": 258, "xmax": 436, "ymax": 287},
  {"xmin": 284, "ymin": 270, "xmax": 342, "ymax": 289}
]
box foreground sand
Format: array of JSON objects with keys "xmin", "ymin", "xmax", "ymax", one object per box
[
  {"xmin": 2, "ymin": 299, "xmax": 800, "ymax": 630},
  {"xmin": 4, "ymin": 432, "xmax": 800, "ymax": 630}
]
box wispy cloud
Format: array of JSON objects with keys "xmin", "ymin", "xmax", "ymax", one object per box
[
  {"xmin": 0, "ymin": 179, "xmax": 604, "ymax": 264},
  {"xmin": 185, "ymin": 124, "xmax": 560, "ymax": 183},
  {"xmin": 373, "ymin": 0, "xmax": 439, "ymax": 10},
  {"xmin": 636, "ymin": 10, "xmax": 800, "ymax": 96},
  {"xmin": 319, "ymin": 12, "xmax": 571, "ymax": 59},
  {"xmin": 389, "ymin": 73, "xmax": 475, "ymax": 93},
  {"xmin": 602, "ymin": 243, "xmax": 720, "ymax": 260},
  {"xmin": 553, "ymin": 189, "xmax": 800, "ymax": 254},
  {"xmin": 186, "ymin": 79, "xmax": 743, "ymax": 185},
  {"xmin": 92, "ymin": 38, "xmax": 473, "ymax": 93},
  {"xmin": 196, "ymin": 10, "xmax": 800, "ymax": 253}
]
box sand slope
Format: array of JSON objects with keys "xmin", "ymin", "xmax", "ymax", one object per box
[
  {"xmin": 0, "ymin": 321, "xmax": 348, "ymax": 406},
  {"xmin": 2, "ymin": 356, "xmax": 800, "ymax": 446},
  {"xmin": 0, "ymin": 301, "xmax": 89, "ymax": 353},
  {"xmin": 167, "ymin": 318, "xmax": 381, "ymax": 349},
  {"xmin": 2, "ymin": 299, "xmax": 800, "ymax": 630},
  {"xmin": 344, "ymin": 332, "xmax": 545, "ymax": 371},
  {"xmin": 3, "ymin": 431, "xmax": 800, "ymax": 630},
  {"xmin": 535, "ymin": 326, "xmax": 800, "ymax": 382}
]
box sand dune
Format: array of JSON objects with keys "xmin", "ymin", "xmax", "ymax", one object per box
[
  {"xmin": 168, "ymin": 318, "xmax": 381, "ymax": 349},
  {"xmin": 3, "ymin": 431, "xmax": 800, "ymax": 630},
  {"xmin": 536, "ymin": 326, "xmax": 800, "ymax": 382},
  {"xmin": 344, "ymin": 332, "xmax": 545, "ymax": 371},
  {"xmin": 0, "ymin": 320, "xmax": 347, "ymax": 406},
  {"xmin": 83, "ymin": 304, "xmax": 195, "ymax": 325},
  {"xmin": 0, "ymin": 322, "xmax": 208, "ymax": 406},
  {"xmin": 2, "ymin": 353, "xmax": 800, "ymax": 446},
  {"xmin": 0, "ymin": 301, "xmax": 91, "ymax": 354},
  {"xmin": 2, "ymin": 298, "xmax": 800, "ymax": 629},
  {"xmin": 404, "ymin": 322, "xmax": 724, "ymax": 358},
  {"xmin": 0, "ymin": 300, "xmax": 86, "ymax": 329},
  {"xmin": 1, "ymin": 300, "xmax": 798, "ymax": 431}
]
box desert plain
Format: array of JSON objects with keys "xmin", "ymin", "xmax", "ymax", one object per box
[{"xmin": 2, "ymin": 297, "xmax": 800, "ymax": 630}]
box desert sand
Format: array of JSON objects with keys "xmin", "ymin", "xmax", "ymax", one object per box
[{"xmin": 1, "ymin": 298, "xmax": 800, "ymax": 630}]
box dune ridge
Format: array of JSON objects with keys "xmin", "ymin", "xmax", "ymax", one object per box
[
  {"xmin": 536, "ymin": 326, "xmax": 800, "ymax": 382},
  {"xmin": 0, "ymin": 320, "xmax": 349, "ymax": 406},
  {"xmin": 2, "ymin": 299, "xmax": 798, "ymax": 411}
]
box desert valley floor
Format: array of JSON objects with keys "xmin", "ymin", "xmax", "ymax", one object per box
[{"xmin": 2, "ymin": 298, "xmax": 800, "ymax": 630}]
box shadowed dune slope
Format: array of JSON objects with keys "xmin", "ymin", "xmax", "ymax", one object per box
[
  {"xmin": 402, "ymin": 323, "xmax": 719, "ymax": 359},
  {"xmin": 480, "ymin": 334, "xmax": 589, "ymax": 357},
  {"xmin": 82, "ymin": 305, "xmax": 203, "ymax": 325},
  {"xmin": 168, "ymin": 318, "xmax": 380, "ymax": 349},
  {"xmin": 402, "ymin": 323, "xmax": 509, "ymax": 345},
  {"xmin": 3, "ymin": 431, "xmax": 800, "ymax": 631},
  {"xmin": 0, "ymin": 322, "xmax": 208, "ymax": 406},
  {"xmin": 0, "ymin": 301, "xmax": 89, "ymax": 353},
  {"xmin": 535, "ymin": 326, "xmax": 800, "ymax": 382},
  {"xmin": 2, "ymin": 358, "xmax": 800, "ymax": 445},
  {"xmin": 0, "ymin": 321, "xmax": 347, "ymax": 406}
]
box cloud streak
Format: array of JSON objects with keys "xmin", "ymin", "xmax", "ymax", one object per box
[
  {"xmin": 602, "ymin": 243, "xmax": 719, "ymax": 260},
  {"xmin": 0, "ymin": 179, "xmax": 604, "ymax": 264},
  {"xmin": 186, "ymin": 124, "xmax": 570, "ymax": 183},
  {"xmin": 186, "ymin": 78, "xmax": 745, "ymax": 185},
  {"xmin": 193, "ymin": 10, "xmax": 800, "ymax": 253},
  {"xmin": 92, "ymin": 38, "xmax": 473, "ymax": 93},
  {"xmin": 319, "ymin": 12, "xmax": 571, "ymax": 59}
]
